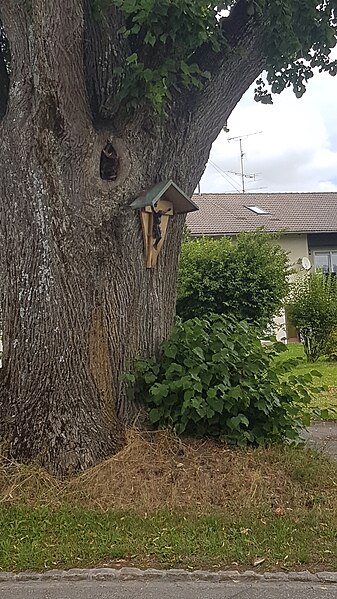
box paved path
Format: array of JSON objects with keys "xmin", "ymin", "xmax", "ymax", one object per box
[
  {"xmin": 1, "ymin": 580, "xmax": 337, "ymax": 599},
  {"xmin": 304, "ymin": 421, "xmax": 337, "ymax": 459}
]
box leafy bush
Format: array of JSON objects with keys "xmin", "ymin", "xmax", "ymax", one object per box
[
  {"xmin": 128, "ymin": 315, "xmax": 321, "ymax": 447},
  {"xmin": 287, "ymin": 273, "xmax": 337, "ymax": 362},
  {"xmin": 324, "ymin": 328, "xmax": 337, "ymax": 362},
  {"xmin": 177, "ymin": 232, "xmax": 290, "ymax": 329}
]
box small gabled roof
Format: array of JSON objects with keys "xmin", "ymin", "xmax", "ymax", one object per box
[
  {"xmin": 187, "ymin": 192, "xmax": 337, "ymax": 235},
  {"xmin": 130, "ymin": 180, "xmax": 199, "ymax": 214}
]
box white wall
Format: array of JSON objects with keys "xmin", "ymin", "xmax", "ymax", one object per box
[
  {"xmin": 272, "ymin": 234, "xmax": 309, "ymax": 343},
  {"xmin": 276, "ymin": 233, "xmax": 309, "ymax": 274}
]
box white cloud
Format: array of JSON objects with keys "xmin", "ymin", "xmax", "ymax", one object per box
[{"xmin": 199, "ymin": 51, "xmax": 337, "ymax": 194}]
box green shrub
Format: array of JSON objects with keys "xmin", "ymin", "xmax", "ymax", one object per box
[
  {"xmin": 177, "ymin": 232, "xmax": 290, "ymax": 329},
  {"xmin": 324, "ymin": 328, "xmax": 337, "ymax": 362},
  {"xmin": 129, "ymin": 315, "xmax": 321, "ymax": 447},
  {"xmin": 287, "ymin": 273, "xmax": 337, "ymax": 362}
]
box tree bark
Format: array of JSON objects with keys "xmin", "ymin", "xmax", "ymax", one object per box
[
  {"xmin": 0, "ymin": 1, "xmax": 268, "ymax": 476},
  {"xmin": 0, "ymin": 52, "xmax": 8, "ymax": 119}
]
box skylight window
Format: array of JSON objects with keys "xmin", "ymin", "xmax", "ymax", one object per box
[{"xmin": 245, "ymin": 205, "xmax": 269, "ymax": 215}]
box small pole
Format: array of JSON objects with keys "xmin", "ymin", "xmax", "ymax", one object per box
[
  {"xmin": 228, "ymin": 131, "xmax": 262, "ymax": 193},
  {"xmin": 239, "ymin": 138, "xmax": 245, "ymax": 194}
]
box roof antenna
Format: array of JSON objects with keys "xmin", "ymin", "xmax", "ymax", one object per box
[{"xmin": 228, "ymin": 132, "xmax": 262, "ymax": 193}]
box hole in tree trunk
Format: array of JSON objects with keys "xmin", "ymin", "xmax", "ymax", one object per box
[{"xmin": 100, "ymin": 142, "xmax": 119, "ymax": 181}]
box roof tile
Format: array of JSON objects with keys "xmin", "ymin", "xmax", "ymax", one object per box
[{"xmin": 187, "ymin": 192, "xmax": 337, "ymax": 235}]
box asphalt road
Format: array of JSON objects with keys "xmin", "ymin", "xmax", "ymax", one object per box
[
  {"xmin": 303, "ymin": 421, "xmax": 337, "ymax": 459},
  {"xmin": 1, "ymin": 580, "xmax": 337, "ymax": 599}
]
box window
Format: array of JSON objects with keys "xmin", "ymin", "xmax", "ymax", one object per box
[
  {"xmin": 245, "ymin": 205, "xmax": 269, "ymax": 215},
  {"xmin": 332, "ymin": 252, "xmax": 337, "ymax": 274},
  {"xmin": 314, "ymin": 251, "xmax": 337, "ymax": 274}
]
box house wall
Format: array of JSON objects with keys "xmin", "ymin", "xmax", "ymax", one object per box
[
  {"xmin": 272, "ymin": 234, "xmax": 309, "ymax": 343},
  {"xmin": 276, "ymin": 233, "xmax": 309, "ymax": 269}
]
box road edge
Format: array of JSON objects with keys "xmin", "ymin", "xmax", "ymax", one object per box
[{"xmin": 0, "ymin": 568, "xmax": 337, "ymax": 584}]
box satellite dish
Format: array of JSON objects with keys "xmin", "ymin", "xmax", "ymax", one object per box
[{"xmin": 301, "ymin": 257, "xmax": 311, "ymax": 271}]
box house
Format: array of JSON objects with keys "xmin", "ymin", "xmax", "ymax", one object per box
[{"xmin": 186, "ymin": 192, "xmax": 337, "ymax": 342}]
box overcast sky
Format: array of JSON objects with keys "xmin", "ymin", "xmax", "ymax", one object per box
[{"xmin": 199, "ymin": 49, "xmax": 337, "ymax": 194}]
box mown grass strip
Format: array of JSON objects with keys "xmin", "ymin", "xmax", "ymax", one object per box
[
  {"xmin": 0, "ymin": 433, "xmax": 336, "ymax": 573},
  {"xmin": 0, "ymin": 506, "xmax": 336, "ymax": 572}
]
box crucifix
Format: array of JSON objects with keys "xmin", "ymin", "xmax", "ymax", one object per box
[{"xmin": 129, "ymin": 180, "xmax": 198, "ymax": 269}]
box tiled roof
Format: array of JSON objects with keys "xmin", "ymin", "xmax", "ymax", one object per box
[{"xmin": 187, "ymin": 192, "xmax": 337, "ymax": 235}]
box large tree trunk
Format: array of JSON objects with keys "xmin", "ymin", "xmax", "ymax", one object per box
[
  {"xmin": 0, "ymin": 107, "xmax": 184, "ymax": 476},
  {"xmin": 0, "ymin": 3, "xmax": 178, "ymax": 476},
  {"xmin": 0, "ymin": 0, "xmax": 266, "ymax": 475}
]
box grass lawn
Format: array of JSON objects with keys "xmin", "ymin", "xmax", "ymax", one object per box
[
  {"xmin": 0, "ymin": 346, "xmax": 336, "ymax": 574},
  {"xmin": 280, "ymin": 343, "xmax": 337, "ymax": 420},
  {"xmin": 0, "ymin": 432, "xmax": 336, "ymax": 573},
  {"xmin": 1, "ymin": 506, "xmax": 336, "ymax": 573}
]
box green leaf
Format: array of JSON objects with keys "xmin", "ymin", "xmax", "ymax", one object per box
[
  {"xmin": 180, "ymin": 61, "xmax": 190, "ymax": 75},
  {"xmin": 126, "ymin": 53, "xmax": 138, "ymax": 65},
  {"xmin": 184, "ymin": 389, "xmax": 195, "ymax": 402},
  {"xmin": 207, "ymin": 395, "xmax": 223, "ymax": 414},
  {"xmin": 227, "ymin": 414, "xmax": 249, "ymax": 430},
  {"xmin": 148, "ymin": 408, "xmax": 163, "ymax": 423},
  {"xmin": 192, "ymin": 346, "xmax": 204, "ymax": 360},
  {"xmin": 130, "ymin": 23, "xmax": 141, "ymax": 34},
  {"xmin": 150, "ymin": 383, "xmax": 169, "ymax": 398},
  {"xmin": 144, "ymin": 31, "xmax": 156, "ymax": 46},
  {"xmin": 310, "ymin": 370, "xmax": 323, "ymax": 378},
  {"xmin": 164, "ymin": 344, "xmax": 177, "ymax": 359},
  {"xmin": 144, "ymin": 372, "xmax": 157, "ymax": 384}
]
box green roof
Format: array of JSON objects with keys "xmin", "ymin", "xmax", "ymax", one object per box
[{"xmin": 130, "ymin": 180, "xmax": 198, "ymax": 214}]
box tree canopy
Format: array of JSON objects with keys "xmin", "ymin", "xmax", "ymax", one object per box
[
  {"xmin": 1, "ymin": 1, "xmax": 336, "ymax": 123},
  {"xmin": 91, "ymin": 0, "xmax": 337, "ymax": 113}
]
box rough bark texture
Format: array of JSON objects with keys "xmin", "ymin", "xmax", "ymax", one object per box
[{"xmin": 0, "ymin": 0, "xmax": 267, "ymax": 476}]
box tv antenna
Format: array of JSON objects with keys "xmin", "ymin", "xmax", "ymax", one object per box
[{"xmin": 227, "ymin": 132, "xmax": 262, "ymax": 193}]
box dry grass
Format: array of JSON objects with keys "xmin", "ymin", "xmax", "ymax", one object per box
[
  {"xmin": 0, "ymin": 432, "xmax": 337, "ymax": 572},
  {"xmin": 0, "ymin": 430, "xmax": 336, "ymax": 514}
]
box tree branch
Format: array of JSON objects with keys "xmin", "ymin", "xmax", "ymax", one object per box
[
  {"xmin": 84, "ymin": 2, "xmax": 130, "ymax": 125},
  {"xmin": 190, "ymin": 0, "xmax": 252, "ymax": 70},
  {"xmin": 156, "ymin": 1, "xmax": 269, "ymax": 194},
  {"xmin": 31, "ymin": 0, "xmax": 91, "ymax": 133},
  {"xmin": 198, "ymin": 12, "xmax": 267, "ymax": 125},
  {"xmin": 0, "ymin": 4, "xmax": 32, "ymax": 125},
  {"xmin": 1, "ymin": 0, "xmax": 93, "ymax": 145}
]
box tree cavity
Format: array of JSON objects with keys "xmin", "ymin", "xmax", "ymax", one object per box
[{"xmin": 100, "ymin": 142, "xmax": 119, "ymax": 181}]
